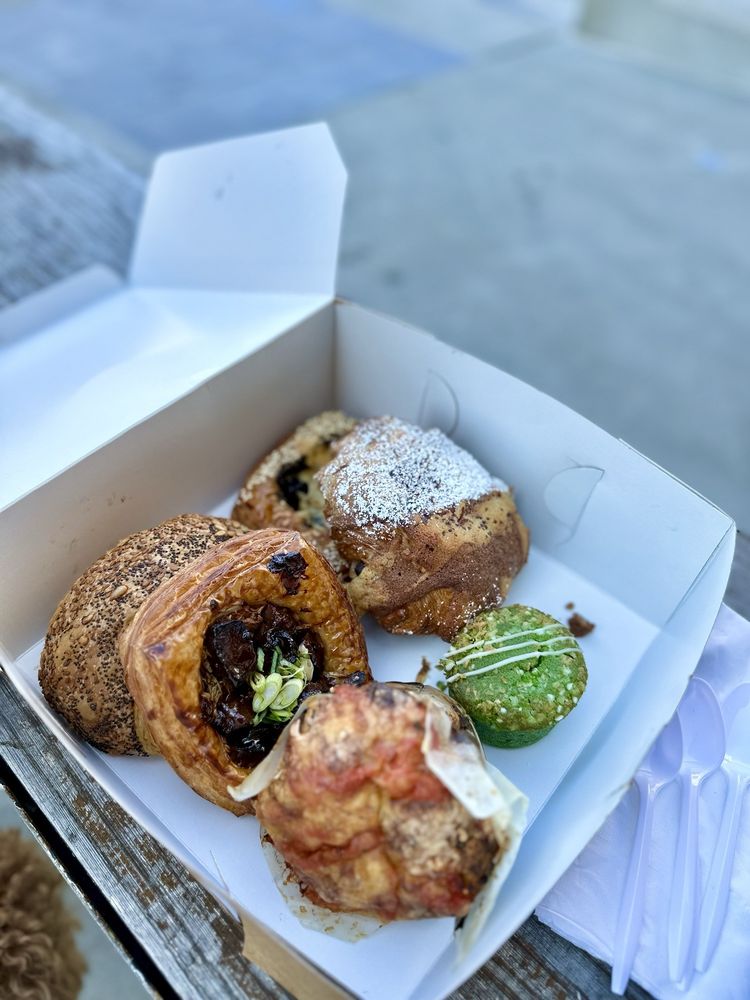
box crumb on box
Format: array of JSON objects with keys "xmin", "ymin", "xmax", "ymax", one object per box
[
  {"xmin": 565, "ymin": 601, "xmax": 575, "ymax": 610},
  {"xmin": 416, "ymin": 656, "xmax": 431, "ymax": 684},
  {"xmin": 568, "ymin": 612, "xmax": 595, "ymax": 637}
]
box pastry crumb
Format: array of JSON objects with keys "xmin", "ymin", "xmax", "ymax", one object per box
[
  {"xmin": 416, "ymin": 657, "xmax": 431, "ymax": 684},
  {"xmin": 565, "ymin": 601, "xmax": 575, "ymax": 610},
  {"xmin": 568, "ymin": 612, "xmax": 595, "ymax": 637}
]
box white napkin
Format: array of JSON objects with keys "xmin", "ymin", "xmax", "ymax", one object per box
[{"xmin": 536, "ymin": 603, "xmax": 750, "ymax": 999}]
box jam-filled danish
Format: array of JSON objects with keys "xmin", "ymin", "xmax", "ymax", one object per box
[{"xmin": 120, "ymin": 529, "xmax": 369, "ymax": 814}]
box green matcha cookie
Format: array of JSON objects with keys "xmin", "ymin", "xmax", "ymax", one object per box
[{"xmin": 438, "ymin": 605, "xmax": 588, "ymax": 748}]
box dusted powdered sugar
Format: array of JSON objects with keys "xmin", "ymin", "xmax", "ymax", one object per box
[{"xmin": 317, "ymin": 416, "xmax": 508, "ymax": 533}]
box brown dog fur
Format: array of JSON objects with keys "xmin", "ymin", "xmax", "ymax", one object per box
[{"xmin": 0, "ymin": 828, "xmax": 86, "ymax": 999}]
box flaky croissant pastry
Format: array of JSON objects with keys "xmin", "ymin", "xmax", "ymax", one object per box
[
  {"xmin": 317, "ymin": 417, "xmax": 529, "ymax": 640},
  {"xmin": 39, "ymin": 514, "xmax": 247, "ymax": 755},
  {"xmin": 120, "ymin": 529, "xmax": 369, "ymax": 815},
  {"xmin": 231, "ymin": 411, "xmax": 357, "ymax": 574}
]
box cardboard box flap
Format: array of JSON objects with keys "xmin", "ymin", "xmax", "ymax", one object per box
[
  {"xmin": 130, "ymin": 123, "xmax": 346, "ymax": 296},
  {"xmin": 0, "ymin": 265, "xmax": 122, "ymax": 347},
  {"xmin": 0, "ymin": 278, "xmax": 331, "ymax": 511},
  {"xmin": 1, "ymin": 123, "xmax": 344, "ymax": 510}
]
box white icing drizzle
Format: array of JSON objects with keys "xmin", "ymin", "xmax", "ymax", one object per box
[
  {"xmin": 449, "ymin": 647, "xmax": 581, "ymax": 683},
  {"xmin": 445, "ymin": 623, "xmax": 568, "ymax": 659},
  {"xmin": 446, "ymin": 632, "xmax": 571, "ymax": 672}
]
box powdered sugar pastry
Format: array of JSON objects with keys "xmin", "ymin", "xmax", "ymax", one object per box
[{"xmin": 317, "ymin": 416, "xmax": 508, "ymax": 535}]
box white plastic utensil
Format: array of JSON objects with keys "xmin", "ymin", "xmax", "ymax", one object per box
[
  {"xmin": 695, "ymin": 682, "xmax": 750, "ymax": 972},
  {"xmin": 668, "ymin": 677, "xmax": 726, "ymax": 984},
  {"xmin": 610, "ymin": 712, "xmax": 683, "ymax": 995}
]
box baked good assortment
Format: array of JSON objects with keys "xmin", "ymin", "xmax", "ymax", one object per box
[
  {"xmin": 438, "ymin": 605, "xmax": 588, "ymax": 747},
  {"xmin": 38, "ymin": 409, "xmax": 592, "ymax": 936},
  {"xmin": 231, "ymin": 681, "xmax": 524, "ymax": 922},
  {"xmin": 120, "ymin": 529, "xmax": 369, "ymax": 814},
  {"xmin": 39, "ymin": 514, "xmax": 247, "ymax": 755},
  {"xmin": 317, "ymin": 416, "xmax": 529, "ymax": 639}
]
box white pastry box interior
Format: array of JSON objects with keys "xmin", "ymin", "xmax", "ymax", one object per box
[{"xmin": 0, "ymin": 125, "xmax": 735, "ymax": 999}]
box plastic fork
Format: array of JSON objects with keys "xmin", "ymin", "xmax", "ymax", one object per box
[
  {"xmin": 610, "ymin": 712, "xmax": 683, "ymax": 995},
  {"xmin": 667, "ymin": 677, "xmax": 726, "ymax": 984},
  {"xmin": 695, "ymin": 682, "xmax": 750, "ymax": 972}
]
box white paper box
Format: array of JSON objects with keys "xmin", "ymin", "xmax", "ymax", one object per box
[{"xmin": 0, "ymin": 125, "xmax": 735, "ymax": 1000}]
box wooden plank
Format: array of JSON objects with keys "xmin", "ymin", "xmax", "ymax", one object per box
[
  {"xmin": 453, "ymin": 916, "xmax": 652, "ymax": 1000},
  {"xmin": 2, "ymin": 80, "xmax": 747, "ymax": 1000}
]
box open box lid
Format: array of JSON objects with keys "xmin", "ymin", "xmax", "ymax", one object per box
[{"xmin": 0, "ymin": 124, "xmax": 346, "ymax": 510}]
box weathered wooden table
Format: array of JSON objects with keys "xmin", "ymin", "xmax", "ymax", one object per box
[{"xmin": 1, "ymin": 84, "xmax": 748, "ymax": 1000}]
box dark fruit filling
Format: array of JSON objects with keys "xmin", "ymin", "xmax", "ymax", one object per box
[
  {"xmin": 276, "ymin": 458, "xmax": 308, "ymax": 511},
  {"xmin": 340, "ymin": 670, "xmax": 369, "ymax": 687},
  {"xmin": 340, "ymin": 559, "xmax": 366, "ymax": 584},
  {"xmin": 204, "ymin": 619, "xmax": 257, "ymax": 687},
  {"xmin": 200, "ymin": 602, "xmax": 326, "ymax": 768},
  {"xmin": 267, "ymin": 550, "xmax": 307, "ymax": 594},
  {"xmin": 296, "ymin": 669, "xmax": 368, "ymax": 706}
]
